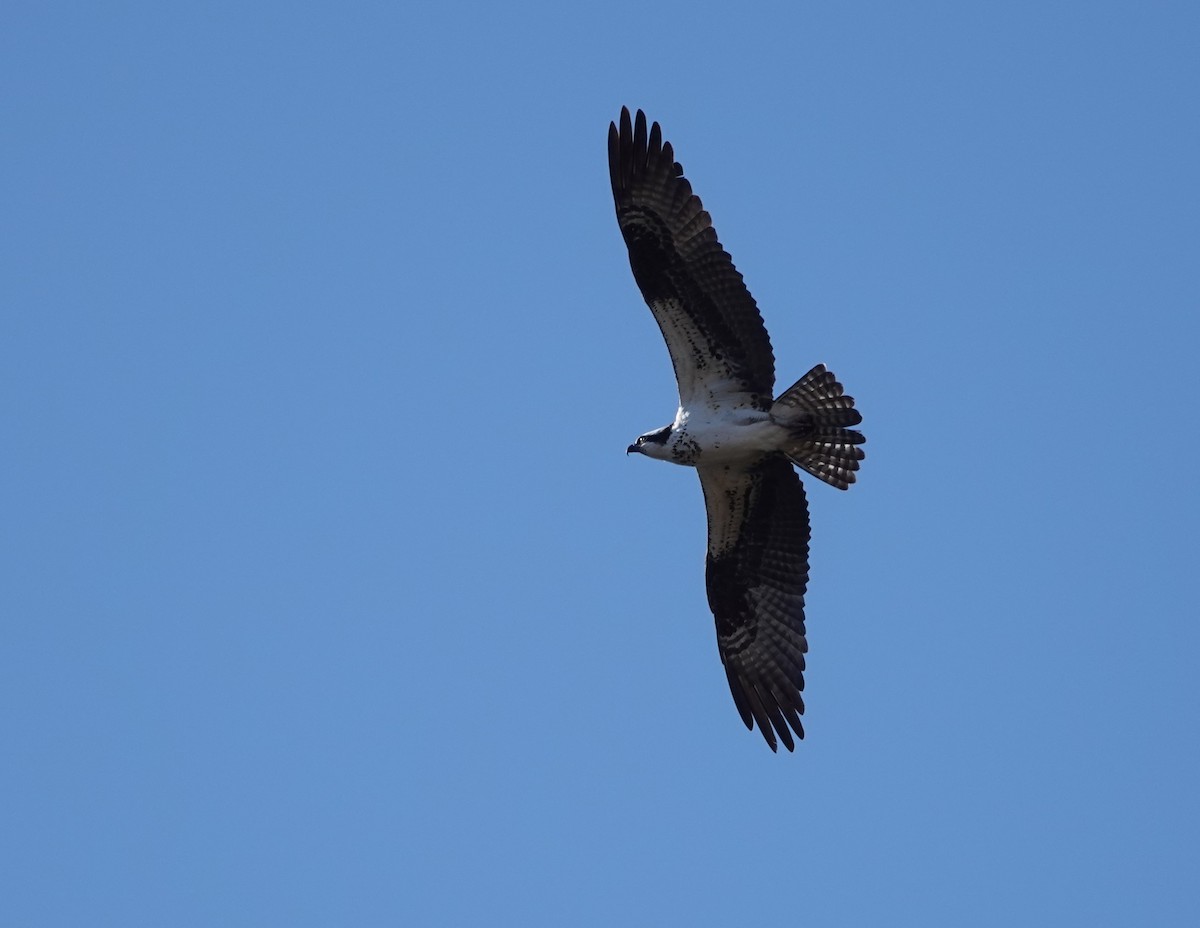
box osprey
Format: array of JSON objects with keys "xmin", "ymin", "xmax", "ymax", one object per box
[{"xmin": 610, "ymin": 107, "xmax": 865, "ymax": 751}]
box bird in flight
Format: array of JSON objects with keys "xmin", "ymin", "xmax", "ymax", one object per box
[{"xmin": 609, "ymin": 107, "xmax": 865, "ymax": 751}]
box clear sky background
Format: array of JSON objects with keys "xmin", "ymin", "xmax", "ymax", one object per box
[{"xmin": 3, "ymin": 2, "xmax": 1198, "ymax": 925}]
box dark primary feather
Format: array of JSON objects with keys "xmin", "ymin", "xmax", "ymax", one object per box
[
  {"xmin": 699, "ymin": 458, "xmax": 811, "ymax": 752},
  {"xmin": 608, "ymin": 107, "xmax": 776, "ymax": 405}
]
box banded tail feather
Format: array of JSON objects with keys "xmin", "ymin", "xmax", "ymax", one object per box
[{"xmin": 771, "ymin": 364, "xmax": 866, "ymax": 490}]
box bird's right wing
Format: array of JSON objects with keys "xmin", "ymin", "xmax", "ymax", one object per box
[{"xmin": 698, "ymin": 457, "xmax": 811, "ymax": 752}]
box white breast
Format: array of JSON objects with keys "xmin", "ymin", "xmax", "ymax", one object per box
[{"xmin": 671, "ymin": 406, "xmax": 785, "ymax": 466}]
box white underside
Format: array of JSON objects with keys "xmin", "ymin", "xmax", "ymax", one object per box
[{"xmin": 658, "ymin": 404, "xmax": 787, "ymax": 467}]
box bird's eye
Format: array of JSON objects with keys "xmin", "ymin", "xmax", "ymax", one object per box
[{"xmin": 637, "ymin": 436, "xmax": 646, "ymax": 445}]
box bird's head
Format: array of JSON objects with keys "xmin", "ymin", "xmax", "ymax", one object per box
[{"xmin": 627, "ymin": 424, "xmax": 674, "ymax": 460}]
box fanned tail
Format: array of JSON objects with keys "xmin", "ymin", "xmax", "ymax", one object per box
[{"xmin": 771, "ymin": 364, "xmax": 866, "ymax": 490}]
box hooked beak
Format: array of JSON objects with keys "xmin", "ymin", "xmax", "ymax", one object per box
[{"xmin": 626, "ymin": 444, "xmax": 640, "ymax": 456}]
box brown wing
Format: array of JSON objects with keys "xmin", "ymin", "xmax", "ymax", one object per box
[
  {"xmin": 608, "ymin": 107, "xmax": 775, "ymax": 408},
  {"xmin": 698, "ymin": 457, "xmax": 811, "ymax": 751}
]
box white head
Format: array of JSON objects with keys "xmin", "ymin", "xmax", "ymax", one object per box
[{"xmin": 626, "ymin": 424, "xmax": 675, "ymax": 461}]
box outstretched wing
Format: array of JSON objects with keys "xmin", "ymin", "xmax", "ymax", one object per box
[
  {"xmin": 699, "ymin": 457, "xmax": 811, "ymax": 752},
  {"xmin": 608, "ymin": 107, "xmax": 775, "ymax": 408}
]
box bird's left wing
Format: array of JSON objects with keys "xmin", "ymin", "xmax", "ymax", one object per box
[
  {"xmin": 608, "ymin": 107, "xmax": 776, "ymax": 408},
  {"xmin": 698, "ymin": 457, "xmax": 811, "ymax": 751}
]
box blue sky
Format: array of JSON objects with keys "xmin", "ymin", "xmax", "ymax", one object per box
[{"xmin": 3, "ymin": 1, "xmax": 1198, "ymax": 924}]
